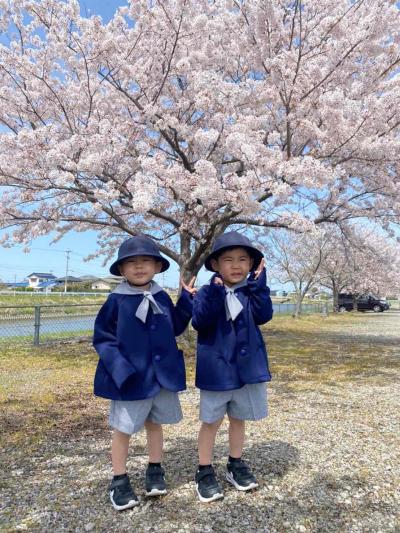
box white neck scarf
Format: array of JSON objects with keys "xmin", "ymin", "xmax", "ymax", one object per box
[
  {"xmin": 224, "ymin": 279, "xmax": 248, "ymax": 321},
  {"xmin": 208, "ymin": 276, "xmax": 248, "ymax": 321},
  {"xmin": 113, "ymin": 280, "xmax": 164, "ymax": 322}
]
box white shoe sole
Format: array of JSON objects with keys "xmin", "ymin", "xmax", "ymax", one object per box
[
  {"xmin": 226, "ymin": 471, "xmax": 259, "ymax": 491},
  {"xmin": 145, "ymin": 488, "xmax": 167, "ymax": 497},
  {"xmin": 196, "ymin": 484, "xmax": 224, "ymax": 503},
  {"xmin": 110, "ymin": 490, "xmax": 140, "ymax": 511}
]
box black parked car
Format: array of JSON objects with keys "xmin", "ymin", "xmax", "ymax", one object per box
[{"xmin": 337, "ymin": 293, "xmax": 390, "ymax": 313}]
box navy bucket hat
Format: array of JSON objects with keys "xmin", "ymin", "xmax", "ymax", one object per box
[
  {"xmin": 109, "ymin": 235, "xmax": 170, "ymax": 276},
  {"xmin": 204, "ymin": 231, "xmax": 264, "ymax": 272}
]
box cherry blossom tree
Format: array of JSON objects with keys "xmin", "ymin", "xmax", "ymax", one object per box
[
  {"xmin": 295, "ymin": 224, "xmax": 400, "ymax": 310},
  {"xmin": 321, "ymin": 227, "xmax": 400, "ymax": 310},
  {"xmin": 0, "ymin": 0, "xmax": 399, "ymax": 279},
  {"xmin": 264, "ymin": 229, "xmax": 329, "ymax": 317},
  {"xmin": 265, "ymin": 223, "xmax": 400, "ymax": 314},
  {"xmin": 317, "ymin": 231, "xmax": 354, "ymax": 310}
]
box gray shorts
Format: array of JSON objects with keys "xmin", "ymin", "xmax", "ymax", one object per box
[
  {"xmin": 200, "ymin": 383, "xmax": 268, "ymax": 423},
  {"xmin": 109, "ymin": 388, "xmax": 183, "ymax": 435}
]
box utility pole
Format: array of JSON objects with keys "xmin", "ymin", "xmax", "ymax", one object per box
[{"xmin": 64, "ymin": 250, "xmax": 71, "ymax": 293}]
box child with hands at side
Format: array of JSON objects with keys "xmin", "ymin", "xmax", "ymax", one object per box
[
  {"xmin": 192, "ymin": 232, "xmax": 273, "ymax": 503},
  {"xmin": 93, "ymin": 235, "xmax": 196, "ymax": 511}
]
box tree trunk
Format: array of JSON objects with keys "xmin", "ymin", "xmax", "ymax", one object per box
[
  {"xmin": 292, "ymin": 279, "xmax": 314, "ymax": 318},
  {"xmin": 175, "ymin": 264, "xmax": 201, "ymax": 354},
  {"xmin": 332, "ymin": 281, "xmax": 339, "ymax": 312},
  {"xmin": 292, "ymin": 286, "xmax": 307, "ymax": 318},
  {"xmin": 292, "ymin": 296, "xmax": 303, "ymax": 318},
  {"xmin": 179, "ymin": 266, "xmax": 201, "ymax": 285}
]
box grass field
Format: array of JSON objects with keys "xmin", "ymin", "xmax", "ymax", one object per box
[
  {"xmin": 0, "ymin": 293, "xmax": 106, "ymax": 320},
  {"xmin": 0, "ymin": 292, "xmax": 107, "ymax": 306},
  {"xmin": 1, "ymin": 312, "xmax": 398, "ymax": 451}
]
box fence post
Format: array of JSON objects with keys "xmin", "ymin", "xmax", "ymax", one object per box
[{"xmin": 34, "ymin": 305, "xmax": 41, "ymax": 346}]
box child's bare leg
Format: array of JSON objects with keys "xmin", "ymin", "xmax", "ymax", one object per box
[
  {"xmin": 110, "ymin": 429, "xmax": 139, "ymax": 509},
  {"xmin": 198, "ymin": 418, "xmax": 224, "ymax": 465},
  {"xmin": 228, "ymin": 416, "xmax": 245, "ymax": 458},
  {"xmin": 112, "ymin": 429, "xmax": 131, "ymax": 475},
  {"xmin": 226, "ymin": 416, "xmax": 257, "ymax": 491},
  {"xmin": 145, "ymin": 420, "xmax": 163, "ymax": 463}
]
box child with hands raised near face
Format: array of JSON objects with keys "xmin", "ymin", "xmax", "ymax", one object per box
[
  {"xmin": 93, "ymin": 235, "xmax": 196, "ymax": 511},
  {"xmin": 192, "ymin": 231, "xmax": 273, "ymax": 503}
]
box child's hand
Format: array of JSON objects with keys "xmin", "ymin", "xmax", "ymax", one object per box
[
  {"xmin": 254, "ymin": 258, "xmax": 265, "ymax": 279},
  {"xmin": 180, "ymin": 276, "xmax": 197, "ymax": 295},
  {"xmin": 212, "ymin": 274, "xmax": 224, "ymax": 286}
]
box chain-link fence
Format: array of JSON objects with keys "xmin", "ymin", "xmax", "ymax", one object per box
[
  {"xmin": 0, "ymin": 301, "xmax": 330, "ymax": 346},
  {"xmin": 273, "ymin": 301, "xmax": 330, "ymax": 315},
  {"xmin": 0, "ymin": 303, "xmax": 102, "ymax": 345}
]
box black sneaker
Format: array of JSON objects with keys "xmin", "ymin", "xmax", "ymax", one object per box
[
  {"xmin": 109, "ymin": 474, "xmax": 139, "ymax": 511},
  {"xmin": 145, "ymin": 464, "xmax": 167, "ymax": 497},
  {"xmin": 226, "ymin": 459, "xmax": 258, "ymax": 491},
  {"xmin": 195, "ymin": 466, "xmax": 224, "ymax": 503}
]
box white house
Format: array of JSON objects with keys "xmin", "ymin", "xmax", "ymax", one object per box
[
  {"xmin": 91, "ymin": 276, "xmax": 121, "ymax": 291},
  {"xmin": 27, "ymin": 272, "xmax": 57, "ymax": 288}
]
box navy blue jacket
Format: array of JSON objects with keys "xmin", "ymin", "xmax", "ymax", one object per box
[
  {"xmin": 192, "ymin": 269, "xmax": 273, "ymax": 391},
  {"xmin": 93, "ymin": 289, "xmax": 193, "ymax": 400}
]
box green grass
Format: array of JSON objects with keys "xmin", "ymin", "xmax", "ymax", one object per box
[
  {"xmin": 0, "ymin": 342, "xmax": 100, "ymax": 451},
  {"xmin": 1, "ymin": 313, "xmax": 398, "ymax": 452},
  {"xmin": 0, "ymin": 292, "xmax": 107, "ymax": 308},
  {"xmin": 0, "ymin": 300, "xmax": 103, "ymax": 318},
  {"xmin": 387, "ymin": 299, "xmax": 400, "ymax": 309},
  {"xmin": 265, "ymin": 314, "xmax": 399, "ymax": 390},
  {"xmin": 0, "ymin": 329, "xmax": 94, "ymax": 346},
  {"xmin": 0, "ymin": 292, "xmax": 107, "ymax": 303}
]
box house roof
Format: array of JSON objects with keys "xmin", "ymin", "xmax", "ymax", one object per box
[
  {"xmin": 93, "ymin": 276, "xmax": 121, "ymax": 284},
  {"xmin": 36, "ymin": 280, "xmax": 60, "ymax": 289},
  {"xmin": 27, "ymin": 272, "xmax": 57, "ymax": 279}
]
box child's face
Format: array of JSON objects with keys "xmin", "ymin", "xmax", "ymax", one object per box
[
  {"xmin": 119, "ymin": 256, "xmax": 162, "ymax": 286},
  {"xmin": 210, "ymin": 247, "xmax": 253, "ymax": 287}
]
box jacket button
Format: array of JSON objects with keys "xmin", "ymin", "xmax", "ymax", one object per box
[
  {"xmin": 240, "ymin": 348, "xmax": 246, "ymax": 356},
  {"xmin": 237, "ymin": 320, "xmax": 243, "ymax": 326},
  {"xmin": 150, "ymin": 324, "xmax": 156, "ymax": 330},
  {"xmin": 154, "ymin": 355, "xmax": 161, "ymax": 361}
]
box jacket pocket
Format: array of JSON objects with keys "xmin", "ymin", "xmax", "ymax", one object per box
[{"xmin": 196, "ymin": 349, "xmax": 235, "ymax": 387}]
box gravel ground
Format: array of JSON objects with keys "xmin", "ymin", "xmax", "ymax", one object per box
[{"xmin": 1, "ymin": 311, "xmax": 399, "ymax": 532}]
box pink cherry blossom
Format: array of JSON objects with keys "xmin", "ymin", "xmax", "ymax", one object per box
[{"xmin": 0, "ymin": 0, "xmax": 399, "ymax": 278}]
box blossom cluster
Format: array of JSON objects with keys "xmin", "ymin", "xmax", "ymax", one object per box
[{"xmin": 0, "ymin": 0, "xmax": 399, "ymax": 273}]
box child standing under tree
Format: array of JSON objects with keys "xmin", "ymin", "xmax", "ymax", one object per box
[
  {"xmin": 192, "ymin": 231, "xmax": 273, "ymax": 502},
  {"xmin": 93, "ymin": 235, "xmax": 196, "ymax": 511}
]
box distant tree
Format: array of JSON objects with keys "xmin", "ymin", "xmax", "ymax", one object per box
[
  {"xmin": 265, "ymin": 223, "xmax": 400, "ymax": 314},
  {"xmin": 265, "ymin": 229, "xmax": 329, "ymax": 317},
  {"xmin": 317, "ymin": 226, "xmax": 400, "ymax": 310}
]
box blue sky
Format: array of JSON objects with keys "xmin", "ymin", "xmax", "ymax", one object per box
[
  {"xmin": 0, "ymin": 230, "xmax": 189, "ymax": 287},
  {"xmin": 79, "ymin": 0, "xmax": 127, "ymax": 21}
]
